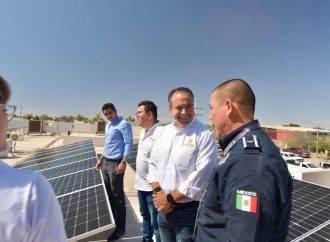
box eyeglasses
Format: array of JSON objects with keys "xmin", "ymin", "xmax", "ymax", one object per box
[{"xmin": 0, "ymin": 104, "xmax": 17, "ymax": 120}]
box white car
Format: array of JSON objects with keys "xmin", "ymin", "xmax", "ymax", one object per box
[
  {"xmin": 320, "ymin": 161, "xmax": 330, "ymax": 168},
  {"xmin": 299, "ymin": 162, "xmax": 319, "ymax": 169},
  {"xmin": 280, "ymin": 151, "xmax": 304, "ymax": 165}
]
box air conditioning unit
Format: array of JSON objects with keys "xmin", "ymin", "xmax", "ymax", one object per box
[{"xmin": 10, "ymin": 133, "xmax": 24, "ymax": 141}]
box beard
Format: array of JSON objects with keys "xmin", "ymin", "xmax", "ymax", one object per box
[{"xmin": 177, "ymin": 114, "xmax": 193, "ymax": 127}]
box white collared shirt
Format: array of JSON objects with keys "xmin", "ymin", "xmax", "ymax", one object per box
[
  {"xmin": 135, "ymin": 122, "xmax": 164, "ymax": 191},
  {"xmin": 0, "ymin": 161, "xmax": 67, "ymax": 242},
  {"xmin": 148, "ymin": 119, "xmax": 218, "ymax": 202}
]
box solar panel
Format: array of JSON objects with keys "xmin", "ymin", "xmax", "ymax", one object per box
[
  {"xmin": 287, "ymin": 179, "xmax": 330, "ymax": 242},
  {"xmin": 127, "ymin": 143, "xmax": 138, "ymax": 170},
  {"xmin": 16, "ymin": 139, "xmax": 114, "ymax": 241}
]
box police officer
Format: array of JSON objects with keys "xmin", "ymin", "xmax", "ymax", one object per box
[{"xmin": 194, "ymin": 79, "xmax": 293, "ymax": 242}]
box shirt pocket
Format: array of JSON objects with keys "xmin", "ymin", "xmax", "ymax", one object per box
[{"xmin": 174, "ymin": 146, "xmax": 198, "ymax": 170}]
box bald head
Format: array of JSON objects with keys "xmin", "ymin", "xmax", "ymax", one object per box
[{"xmin": 213, "ymin": 79, "xmax": 255, "ymax": 116}]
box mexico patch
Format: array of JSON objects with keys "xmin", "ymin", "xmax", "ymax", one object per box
[{"xmin": 236, "ymin": 190, "xmax": 258, "ymax": 213}]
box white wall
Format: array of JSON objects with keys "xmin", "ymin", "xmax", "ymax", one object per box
[
  {"xmin": 63, "ymin": 136, "xmax": 104, "ymax": 147},
  {"xmin": 8, "ymin": 120, "xmax": 28, "ymax": 131},
  {"xmin": 302, "ymin": 170, "xmax": 330, "ymax": 188},
  {"xmin": 72, "ymin": 122, "xmax": 97, "ymax": 133}
]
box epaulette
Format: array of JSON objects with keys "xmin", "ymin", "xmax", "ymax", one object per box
[{"xmin": 242, "ymin": 133, "xmax": 261, "ymax": 153}]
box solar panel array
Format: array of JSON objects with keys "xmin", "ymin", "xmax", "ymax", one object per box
[
  {"xmin": 16, "ymin": 139, "xmax": 114, "ymax": 241},
  {"xmin": 287, "ymin": 179, "xmax": 330, "ymax": 242},
  {"xmin": 15, "ymin": 139, "xmax": 330, "ymax": 241}
]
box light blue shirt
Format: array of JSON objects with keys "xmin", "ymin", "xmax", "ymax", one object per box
[
  {"xmin": 0, "ymin": 161, "xmax": 67, "ymax": 242},
  {"xmin": 104, "ymin": 116, "xmax": 133, "ymax": 159}
]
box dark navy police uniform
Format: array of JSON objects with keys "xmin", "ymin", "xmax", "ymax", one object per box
[{"xmin": 194, "ymin": 120, "xmax": 292, "ymax": 242}]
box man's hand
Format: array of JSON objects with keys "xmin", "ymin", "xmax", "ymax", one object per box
[
  {"xmin": 95, "ymin": 159, "xmax": 103, "ymax": 171},
  {"xmin": 153, "ymin": 192, "xmax": 174, "ymax": 214},
  {"xmin": 116, "ymin": 161, "xmax": 126, "ymax": 174}
]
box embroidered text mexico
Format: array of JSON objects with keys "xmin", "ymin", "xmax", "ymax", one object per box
[{"xmin": 237, "ymin": 190, "xmax": 257, "ymax": 197}]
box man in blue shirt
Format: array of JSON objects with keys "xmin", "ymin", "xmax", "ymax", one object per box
[{"xmin": 96, "ymin": 103, "xmax": 133, "ymax": 241}]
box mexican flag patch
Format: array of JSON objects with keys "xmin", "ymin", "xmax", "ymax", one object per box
[{"xmin": 236, "ymin": 190, "xmax": 258, "ymax": 213}]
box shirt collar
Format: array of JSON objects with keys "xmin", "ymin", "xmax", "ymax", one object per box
[
  {"xmin": 172, "ymin": 118, "xmax": 196, "ymax": 132},
  {"xmin": 109, "ymin": 116, "xmax": 121, "ymax": 125},
  {"xmin": 219, "ymin": 120, "xmax": 256, "ymax": 150},
  {"xmin": 144, "ymin": 121, "xmax": 161, "ymax": 136}
]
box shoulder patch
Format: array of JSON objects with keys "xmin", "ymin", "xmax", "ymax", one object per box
[
  {"xmin": 236, "ymin": 189, "xmax": 258, "ymax": 213},
  {"xmin": 242, "ymin": 134, "xmax": 261, "ymax": 152}
]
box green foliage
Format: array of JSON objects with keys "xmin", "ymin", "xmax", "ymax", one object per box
[
  {"xmin": 75, "ymin": 114, "xmax": 86, "ymax": 122},
  {"xmin": 286, "ymin": 132, "xmax": 310, "ymax": 148},
  {"xmin": 309, "ymin": 137, "xmax": 330, "ymax": 153},
  {"xmin": 206, "ymin": 123, "xmax": 215, "ymax": 133},
  {"xmin": 22, "ymin": 114, "xmax": 34, "ymax": 120},
  {"xmin": 39, "ymin": 114, "xmax": 54, "ymax": 121},
  {"xmin": 283, "ymin": 123, "xmax": 301, "ymax": 127},
  {"xmin": 125, "ymin": 115, "xmax": 135, "ymax": 122},
  {"xmin": 55, "ymin": 115, "xmax": 74, "ymax": 122},
  {"xmin": 93, "ymin": 114, "xmax": 104, "ymax": 122}
]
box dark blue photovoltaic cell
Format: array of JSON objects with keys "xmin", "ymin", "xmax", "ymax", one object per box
[
  {"xmin": 49, "ymin": 168, "xmax": 102, "ymax": 196},
  {"xmin": 58, "ymin": 185, "xmax": 112, "ymax": 239},
  {"xmin": 16, "ymin": 139, "xmax": 114, "ymax": 240},
  {"xmin": 16, "ymin": 140, "xmax": 94, "ymax": 169},
  {"xmin": 126, "ymin": 144, "xmax": 138, "ymax": 170},
  {"xmin": 286, "ymin": 179, "xmax": 330, "ymax": 242}
]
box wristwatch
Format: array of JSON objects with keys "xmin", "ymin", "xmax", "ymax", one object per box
[
  {"xmin": 167, "ymin": 193, "xmax": 176, "ymax": 206},
  {"xmin": 153, "ymin": 187, "xmax": 162, "ymax": 194}
]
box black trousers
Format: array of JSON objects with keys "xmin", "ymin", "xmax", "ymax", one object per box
[{"xmin": 102, "ymin": 159, "xmax": 126, "ymax": 230}]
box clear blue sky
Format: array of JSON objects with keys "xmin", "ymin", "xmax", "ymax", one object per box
[{"xmin": 1, "ymin": 0, "xmax": 330, "ymax": 129}]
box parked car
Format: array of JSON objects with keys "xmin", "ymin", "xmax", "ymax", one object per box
[
  {"xmin": 280, "ymin": 151, "xmax": 304, "ymax": 165},
  {"xmin": 299, "ymin": 161, "xmax": 319, "ymax": 169},
  {"xmin": 320, "ymin": 161, "xmax": 330, "ymax": 168},
  {"xmin": 282, "ymin": 148, "xmax": 310, "ymax": 158}
]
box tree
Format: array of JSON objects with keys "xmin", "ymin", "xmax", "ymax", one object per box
[
  {"xmin": 23, "ymin": 114, "xmax": 34, "ymax": 120},
  {"xmin": 93, "ymin": 113, "xmax": 104, "ymax": 122},
  {"xmin": 75, "ymin": 114, "xmax": 90, "ymax": 122},
  {"xmin": 309, "ymin": 137, "xmax": 330, "ymax": 153},
  {"xmin": 55, "ymin": 115, "xmax": 74, "ymax": 122},
  {"xmin": 125, "ymin": 115, "xmax": 135, "ymax": 122},
  {"xmin": 285, "ymin": 131, "xmax": 310, "ymax": 148},
  {"xmin": 206, "ymin": 123, "xmax": 215, "ymax": 133},
  {"xmin": 283, "ymin": 123, "xmax": 301, "ymax": 127},
  {"xmin": 39, "ymin": 114, "xmax": 53, "ymax": 121}
]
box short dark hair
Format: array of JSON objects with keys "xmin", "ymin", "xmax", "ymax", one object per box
[
  {"xmin": 168, "ymin": 87, "xmax": 194, "ymax": 106},
  {"xmin": 214, "ymin": 79, "xmax": 255, "ymax": 115},
  {"xmin": 138, "ymin": 100, "xmax": 158, "ymax": 120},
  {"xmin": 102, "ymin": 103, "xmax": 117, "ymax": 112},
  {"xmin": 0, "ymin": 76, "xmax": 11, "ymax": 104}
]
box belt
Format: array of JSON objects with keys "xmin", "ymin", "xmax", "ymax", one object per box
[
  {"xmin": 105, "ymin": 158, "xmax": 122, "ymax": 163},
  {"xmin": 175, "ymin": 201, "xmax": 199, "ymax": 208}
]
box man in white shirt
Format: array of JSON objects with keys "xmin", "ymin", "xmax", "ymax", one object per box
[
  {"xmin": 0, "ymin": 75, "xmax": 67, "ymax": 242},
  {"xmin": 135, "ymin": 100, "xmax": 164, "ymax": 242},
  {"xmin": 148, "ymin": 87, "xmax": 218, "ymax": 242}
]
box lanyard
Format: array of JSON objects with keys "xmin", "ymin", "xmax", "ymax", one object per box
[{"xmin": 221, "ymin": 122, "xmax": 260, "ymax": 159}]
